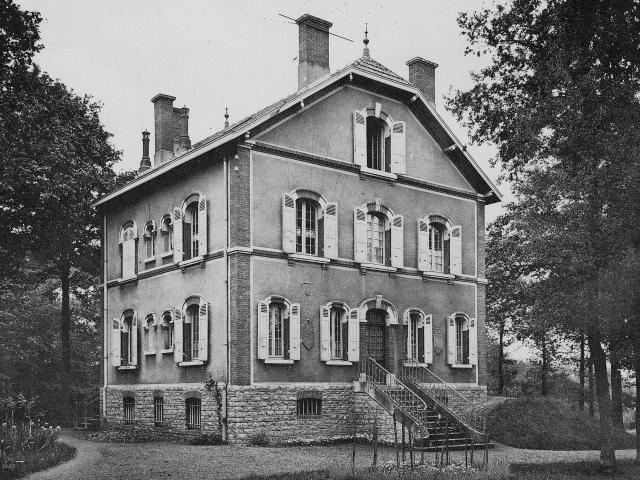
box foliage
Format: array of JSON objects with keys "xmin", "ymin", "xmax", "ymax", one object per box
[
  {"xmin": 248, "ymin": 431, "xmax": 271, "ymax": 447},
  {"xmin": 189, "ymin": 433, "xmax": 225, "ymax": 446},
  {"xmin": 510, "ymin": 461, "xmax": 640, "ymax": 480},
  {"xmin": 486, "ymin": 398, "xmax": 634, "ymax": 450}
]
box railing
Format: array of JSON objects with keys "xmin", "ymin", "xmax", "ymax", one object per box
[
  {"xmin": 74, "ymin": 391, "xmax": 101, "ymax": 429},
  {"xmin": 400, "ymin": 358, "xmax": 486, "ymax": 436},
  {"xmin": 360, "ymin": 356, "xmax": 430, "ymax": 433}
]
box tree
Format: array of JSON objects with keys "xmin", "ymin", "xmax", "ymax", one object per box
[{"xmin": 449, "ymin": 0, "xmax": 640, "ymax": 471}]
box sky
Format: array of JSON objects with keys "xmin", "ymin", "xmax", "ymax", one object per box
[{"xmin": 18, "ymin": 0, "xmax": 510, "ymax": 223}]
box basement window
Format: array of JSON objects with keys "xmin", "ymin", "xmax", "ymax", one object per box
[
  {"xmin": 296, "ymin": 391, "xmax": 322, "ymax": 419},
  {"xmin": 186, "ymin": 397, "xmax": 201, "ymax": 429},
  {"xmin": 123, "ymin": 396, "xmax": 135, "ymax": 425}
]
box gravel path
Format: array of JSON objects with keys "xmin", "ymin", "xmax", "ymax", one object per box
[{"xmin": 24, "ymin": 431, "xmax": 638, "ymax": 480}]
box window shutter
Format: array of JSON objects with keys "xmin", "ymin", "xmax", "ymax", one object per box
[
  {"xmin": 198, "ymin": 195, "xmax": 207, "ymax": 257},
  {"xmin": 198, "ymin": 301, "xmax": 209, "ymax": 362},
  {"xmin": 450, "ymin": 225, "xmax": 462, "ymax": 275},
  {"xmin": 112, "ymin": 318, "xmax": 121, "ymax": 367},
  {"xmin": 424, "ymin": 315, "xmax": 433, "ymax": 364},
  {"xmin": 353, "ymin": 207, "xmax": 367, "ymax": 263},
  {"xmin": 447, "ymin": 316, "xmax": 456, "ymax": 365},
  {"xmin": 417, "ymin": 219, "xmax": 429, "ymax": 271},
  {"xmin": 418, "ymin": 325, "xmax": 425, "ymax": 364},
  {"xmin": 173, "ymin": 207, "xmax": 183, "ymax": 263},
  {"xmin": 347, "ymin": 308, "xmax": 360, "ymax": 362},
  {"xmin": 323, "ymin": 203, "xmax": 338, "ymax": 259},
  {"xmin": 282, "ymin": 193, "xmax": 296, "ymax": 253},
  {"xmin": 353, "ymin": 110, "xmax": 366, "ymax": 167},
  {"xmin": 319, "ymin": 306, "xmax": 330, "ymax": 361},
  {"xmin": 173, "ymin": 307, "xmax": 183, "ymax": 363},
  {"xmin": 257, "ymin": 301, "xmax": 269, "ymax": 359},
  {"xmin": 469, "ymin": 317, "xmax": 478, "ymax": 366},
  {"xmin": 391, "ymin": 215, "xmax": 404, "ymax": 268},
  {"xmin": 405, "ymin": 317, "xmax": 412, "ymax": 361},
  {"xmin": 289, "ymin": 303, "xmax": 301, "ymax": 360},
  {"xmin": 390, "ymin": 121, "xmax": 406, "ymax": 174},
  {"xmin": 130, "ymin": 312, "xmax": 138, "ymax": 367},
  {"xmin": 122, "ymin": 239, "xmax": 136, "ymax": 279}
]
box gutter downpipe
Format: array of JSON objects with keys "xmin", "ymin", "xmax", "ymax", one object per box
[
  {"xmin": 102, "ymin": 211, "xmax": 108, "ymax": 419},
  {"xmin": 224, "ymin": 156, "xmax": 230, "ymax": 441}
]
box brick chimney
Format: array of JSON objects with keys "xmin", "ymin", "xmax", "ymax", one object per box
[
  {"xmin": 406, "ymin": 57, "xmax": 438, "ymax": 105},
  {"xmin": 150, "ymin": 94, "xmax": 192, "ymax": 165},
  {"xmin": 138, "ymin": 130, "xmax": 151, "ymax": 173},
  {"xmin": 175, "ymin": 106, "xmax": 191, "ymax": 157},
  {"xmin": 296, "ymin": 14, "xmax": 332, "ymax": 89}
]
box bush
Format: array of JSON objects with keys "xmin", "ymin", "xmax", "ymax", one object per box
[
  {"xmin": 248, "ymin": 431, "xmax": 270, "ymax": 447},
  {"xmin": 189, "ymin": 433, "xmax": 225, "ymax": 445}
]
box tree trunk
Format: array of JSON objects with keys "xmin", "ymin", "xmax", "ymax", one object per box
[
  {"xmin": 498, "ymin": 321, "xmax": 505, "ymax": 395},
  {"xmin": 588, "ymin": 331, "xmax": 616, "ymax": 472},
  {"xmin": 579, "ymin": 333, "xmax": 585, "ymax": 411},
  {"xmin": 588, "ymin": 356, "xmax": 595, "ymax": 416},
  {"xmin": 60, "ymin": 260, "xmax": 72, "ymax": 425},
  {"xmin": 541, "ymin": 335, "xmax": 548, "ymax": 396},
  {"xmin": 611, "ymin": 354, "xmax": 624, "ymax": 430}
]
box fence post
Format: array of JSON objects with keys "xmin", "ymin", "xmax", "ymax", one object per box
[
  {"xmin": 372, "ymin": 411, "xmax": 378, "ymax": 467},
  {"xmin": 393, "ymin": 412, "xmax": 399, "ymax": 467}
]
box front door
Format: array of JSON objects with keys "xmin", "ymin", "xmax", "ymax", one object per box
[{"xmin": 361, "ymin": 309, "xmax": 386, "ymax": 365}]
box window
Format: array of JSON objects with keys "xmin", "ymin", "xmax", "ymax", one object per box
[
  {"xmin": 296, "ymin": 198, "xmax": 317, "ymax": 255},
  {"xmin": 154, "ymin": 397, "xmax": 163, "ymax": 426},
  {"xmin": 428, "ymin": 223, "xmax": 445, "ymax": 272},
  {"xmin": 269, "ymin": 303, "xmax": 285, "ymax": 358},
  {"xmin": 143, "ymin": 221, "xmax": 155, "ymax": 259},
  {"xmin": 404, "ymin": 310, "xmax": 432, "ymax": 364},
  {"xmin": 183, "ymin": 304, "xmax": 200, "ymax": 362},
  {"xmin": 112, "ymin": 311, "xmax": 138, "ymax": 368},
  {"xmin": 123, "ymin": 396, "xmax": 135, "ymax": 424},
  {"xmin": 367, "ymin": 213, "xmax": 387, "ymax": 264},
  {"xmin": 183, "ymin": 201, "xmax": 199, "ymax": 260},
  {"xmin": 120, "ymin": 221, "xmax": 137, "ymax": 279},
  {"xmin": 366, "ymin": 116, "xmax": 391, "ymax": 172},
  {"xmin": 297, "ymin": 392, "xmax": 322, "ymax": 419},
  {"xmin": 161, "ymin": 215, "xmax": 173, "ymax": 253},
  {"xmin": 174, "ymin": 298, "xmax": 208, "ymax": 364},
  {"xmin": 330, "ymin": 307, "xmax": 347, "ymax": 360},
  {"xmin": 185, "ymin": 397, "xmax": 201, "ymax": 429},
  {"xmin": 456, "ymin": 316, "xmax": 470, "ymax": 365},
  {"xmin": 121, "ymin": 314, "xmax": 135, "ymax": 365},
  {"xmin": 161, "ymin": 311, "xmax": 174, "ymax": 351},
  {"xmin": 144, "ymin": 315, "xmax": 155, "ymax": 354},
  {"xmin": 257, "ymin": 297, "xmax": 300, "ymax": 361}
]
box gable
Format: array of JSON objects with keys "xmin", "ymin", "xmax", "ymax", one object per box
[{"xmin": 256, "ymin": 86, "xmax": 474, "ymax": 193}]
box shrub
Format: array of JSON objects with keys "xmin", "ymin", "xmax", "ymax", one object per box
[
  {"xmin": 189, "ymin": 433, "xmax": 225, "ymax": 445},
  {"xmin": 248, "ymin": 431, "xmax": 270, "ymax": 446}
]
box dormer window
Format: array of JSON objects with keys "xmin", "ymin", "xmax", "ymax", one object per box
[
  {"xmin": 366, "ymin": 117, "xmax": 390, "ymax": 172},
  {"xmin": 353, "ymin": 104, "xmax": 406, "ymax": 175}
]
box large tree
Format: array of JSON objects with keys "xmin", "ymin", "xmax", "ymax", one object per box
[{"xmin": 449, "ymin": 0, "xmax": 640, "ymax": 471}]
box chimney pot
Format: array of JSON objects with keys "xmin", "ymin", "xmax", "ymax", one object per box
[
  {"xmin": 175, "ymin": 106, "xmax": 191, "ymax": 156},
  {"xmin": 139, "ymin": 130, "xmax": 151, "ymax": 173},
  {"xmin": 406, "ymin": 57, "xmax": 438, "ymax": 105},
  {"xmin": 296, "ymin": 14, "xmax": 332, "ymax": 89}
]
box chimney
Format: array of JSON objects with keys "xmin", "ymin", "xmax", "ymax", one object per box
[
  {"xmin": 151, "ymin": 93, "xmax": 177, "ymax": 165},
  {"xmin": 174, "ymin": 106, "xmax": 191, "ymax": 157},
  {"xmin": 406, "ymin": 57, "xmax": 438, "ymax": 105},
  {"xmin": 138, "ymin": 130, "xmax": 151, "ymax": 173},
  {"xmin": 296, "ymin": 14, "xmax": 332, "ymax": 89}
]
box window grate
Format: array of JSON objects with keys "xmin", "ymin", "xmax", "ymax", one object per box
[
  {"xmin": 153, "ymin": 397, "xmax": 163, "ymax": 426},
  {"xmin": 123, "ymin": 397, "xmax": 135, "ymax": 425},
  {"xmin": 297, "ymin": 398, "xmax": 322, "ymax": 419},
  {"xmin": 186, "ymin": 398, "xmax": 201, "ymax": 429}
]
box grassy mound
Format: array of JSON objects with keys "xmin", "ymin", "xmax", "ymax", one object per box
[{"xmin": 486, "ymin": 398, "xmax": 635, "ymax": 450}]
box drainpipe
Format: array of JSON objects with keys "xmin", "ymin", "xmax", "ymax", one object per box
[
  {"xmin": 102, "ymin": 212, "xmax": 108, "ymax": 419},
  {"xmin": 223, "ymin": 156, "xmax": 229, "ymax": 442}
]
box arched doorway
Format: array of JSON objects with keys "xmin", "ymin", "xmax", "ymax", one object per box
[{"xmin": 361, "ymin": 309, "xmax": 387, "ymax": 365}]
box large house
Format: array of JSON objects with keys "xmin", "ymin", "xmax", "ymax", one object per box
[{"xmin": 94, "ymin": 14, "xmax": 501, "ymax": 444}]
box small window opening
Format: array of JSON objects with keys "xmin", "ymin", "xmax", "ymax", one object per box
[
  {"xmin": 186, "ymin": 397, "xmax": 201, "ymax": 429},
  {"xmin": 123, "ymin": 396, "xmax": 135, "ymax": 424}
]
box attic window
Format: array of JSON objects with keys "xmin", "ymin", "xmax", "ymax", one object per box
[{"xmin": 366, "ymin": 117, "xmax": 390, "ymax": 172}]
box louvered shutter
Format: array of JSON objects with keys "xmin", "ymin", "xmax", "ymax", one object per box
[
  {"xmin": 424, "ymin": 315, "xmax": 433, "ymax": 364},
  {"xmin": 198, "ymin": 195, "xmax": 207, "ymax": 257},
  {"xmin": 173, "ymin": 207, "xmax": 183, "ymax": 263},
  {"xmin": 417, "ymin": 219, "xmax": 429, "ymax": 271},
  {"xmin": 289, "ymin": 303, "xmax": 301, "ymax": 360},
  {"xmin": 347, "ymin": 308, "xmax": 360, "ymax": 362},
  {"xmin": 469, "ymin": 317, "xmax": 478, "ymax": 366},
  {"xmin": 174, "ymin": 307, "xmax": 183, "ymax": 363},
  {"xmin": 122, "ymin": 239, "xmax": 136, "ymax": 279},
  {"xmin": 198, "ymin": 301, "xmax": 209, "ymax": 362},
  {"xmin": 417, "ymin": 324, "xmax": 425, "ymax": 364},
  {"xmin": 353, "ymin": 110, "xmax": 366, "ymax": 167},
  {"xmin": 130, "ymin": 312, "xmax": 138, "ymax": 367},
  {"xmin": 112, "ymin": 318, "xmax": 121, "ymax": 367},
  {"xmin": 447, "ymin": 315, "xmax": 456, "ymax": 365},
  {"xmin": 323, "ymin": 203, "xmax": 338, "ymax": 259},
  {"xmin": 282, "ymin": 193, "xmax": 296, "ymax": 253},
  {"xmin": 391, "ymin": 215, "xmax": 404, "ymax": 268},
  {"xmin": 390, "ymin": 121, "xmax": 406, "ymax": 174},
  {"xmin": 353, "ymin": 207, "xmax": 367, "ymax": 263},
  {"xmin": 320, "ymin": 306, "xmax": 331, "ymax": 361},
  {"xmin": 405, "ymin": 317, "xmax": 412, "ymax": 361},
  {"xmin": 450, "ymin": 225, "xmax": 462, "ymax": 275},
  {"xmin": 257, "ymin": 301, "xmax": 269, "ymax": 359}
]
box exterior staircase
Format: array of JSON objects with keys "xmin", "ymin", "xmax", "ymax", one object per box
[{"xmin": 73, "ymin": 392, "xmax": 101, "ymax": 430}]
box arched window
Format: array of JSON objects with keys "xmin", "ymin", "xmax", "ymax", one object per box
[
  {"xmin": 183, "ymin": 303, "xmax": 200, "ymax": 362},
  {"xmin": 320, "ymin": 302, "xmax": 357, "ymax": 363},
  {"xmin": 183, "ymin": 200, "xmax": 199, "ymax": 260},
  {"xmin": 185, "ymin": 397, "xmax": 201, "ymax": 429},
  {"xmin": 143, "ymin": 314, "xmax": 155, "ymax": 354},
  {"xmin": 121, "ymin": 313, "xmax": 135, "ymax": 365},
  {"xmin": 447, "ymin": 314, "xmax": 477, "ymax": 367},
  {"xmin": 353, "ymin": 105, "xmax": 406, "ymax": 174},
  {"xmin": 143, "ymin": 221, "xmax": 155, "ymax": 260},
  {"xmin": 403, "ymin": 309, "xmax": 432, "ymax": 365},
  {"xmin": 257, "ymin": 296, "xmax": 301, "ymax": 362},
  {"xmin": 119, "ymin": 221, "xmax": 137, "ymax": 279},
  {"xmin": 161, "ymin": 311, "xmax": 174, "ymax": 351},
  {"xmin": 269, "ymin": 302, "xmax": 285, "ymax": 358},
  {"xmin": 173, "ymin": 194, "xmax": 207, "ymax": 263},
  {"xmin": 111, "ymin": 310, "xmax": 138, "ymax": 369},
  {"xmin": 367, "ymin": 212, "xmax": 387, "ymax": 264},
  {"xmin": 456, "ymin": 316, "xmax": 469, "ymax": 364},
  {"xmin": 354, "ymin": 203, "xmax": 403, "ymax": 268},
  {"xmin": 173, "ymin": 298, "xmax": 208, "ymax": 365},
  {"xmin": 366, "ymin": 116, "xmax": 391, "ymax": 172},
  {"xmin": 296, "ymin": 198, "xmax": 318, "ymax": 255},
  {"xmin": 329, "ymin": 306, "xmax": 347, "ymax": 360},
  {"xmin": 428, "ymin": 223, "xmax": 446, "ymax": 273},
  {"xmin": 418, "ymin": 215, "xmax": 461, "ymax": 275},
  {"xmin": 161, "ymin": 215, "xmax": 173, "ymax": 254}
]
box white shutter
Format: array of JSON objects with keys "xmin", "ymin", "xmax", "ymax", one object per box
[
  {"xmin": 198, "ymin": 195, "xmax": 207, "ymax": 257},
  {"xmin": 353, "ymin": 207, "xmax": 367, "ymax": 263},
  {"xmin": 282, "ymin": 193, "xmax": 296, "ymax": 253},
  {"xmin": 447, "ymin": 315, "xmax": 457, "ymax": 365},
  {"xmin": 353, "ymin": 110, "xmax": 366, "ymax": 167},
  {"xmin": 450, "ymin": 225, "xmax": 462, "ymax": 275},
  {"xmin": 130, "ymin": 312, "xmax": 138, "ymax": 367},
  {"xmin": 323, "ymin": 203, "xmax": 338, "ymax": 259},
  {"xmin": 405, "ymin": 315, "xmax": 413, "ymax": 361},
  {"xmin": 390, "ymin": 121, "xmax": 406, "ymax": 174},
  {"xmin": 320, "ymin": 306, "xmax": 331, "ymax": 361},
  {"xmin": 391, "ymin": 215, "xmax": 404, "ymax": 268},
  {"xmin": 347, "ymin": 308, "xmax": 360, "ymax": 362},
  {"xmin": 173, "ymin": 207, "xmax": 183, "ymax": 263},
  {"xmin": 417, "ymin": 219, "xmax": 429, "ymax": 271},
  {"xmin": 122, "ymin": 239, "xmax": 136, "ymax": 279},
  {"xmin": 257, "ymin": 301, "xmax": 269, "ymax": 359},
  {"xmin": 111, "ymin": 318, "xmax": 121, "ymax": 367},
  {"xmin": 198, "ymin": 301, "xmax": 209, "ymax": 362},
  {"xmin": 469, "ymin": 317, "xmax": 478, "ymax": 366},
  {"xmin": 174, "ymin": 307, "xmax": 183, "ymax": 363},
  {"xmin": 424, "ymin": 315, "xmax": 433, "ymax": 364},
  {"xmin": 289, "ymin": 303, "xmax": 301, "ymax": 361}
]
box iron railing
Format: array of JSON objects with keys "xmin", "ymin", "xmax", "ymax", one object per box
[
  {"xmin": 74, "ymin": 392, "xmax": 101, "ymax": 429},
  {"xmin": 400, "ymin": 358, "xmax": 486, "ymax": 436}
]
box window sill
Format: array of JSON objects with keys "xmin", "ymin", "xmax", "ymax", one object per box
[
  {"xmin": 288, "ymin": 253, "xmax": 330, "ymax": 264},
  {"xmin": 161, "ymin": 251, "xmax": 174, "ymax": 259},
  {"xmin": 144, "ymin": 257, "xmax": 156, "ymax": 264},
  {"xmin": 360, "ymin": 263, "xmax": 397, "ymax": 273},
  {"xmin": 178, "ymin": 360, "xmax": 204, "ymax": 367},
  {"xmin": 326, "ymin": 360, "xmax": 353, "ymax": 366},
  {"xmin": 264, "ymin": 358, "xmax": 295, "ymax": 364},
  {"xmin": 117, "ymin": 365, "xmax": 137, "ymax": 371},
  {"xmin": 450, "ymin": 364, "xmax": 474, "ymax": 369},
  {"xmin": 422, "ymin": 271, "xmax": 455, "ymax": 280},
  {"xmin": 179, "ymin": 256, "xmax": 204, "ymax": 268},
  {"xmin": 359, "ymin": 167, "xmax": 398, "ymax": 181},
  {"xmin": 403, "ymin": 362, "xmax": 431, "ymax": 368},
  {"xmin": 160, "ymin": 348, "xmax": 174, "ymax": 354},
  {"xmin": 144, "ymin": 351, "xmax": 156, "ymax": 356}
]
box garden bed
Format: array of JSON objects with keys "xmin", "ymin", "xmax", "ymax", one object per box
[{"xmin": 1, "ymin": 441, "xmax": 75, "ymax": 480}]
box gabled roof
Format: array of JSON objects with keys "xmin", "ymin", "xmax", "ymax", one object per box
[{"xmin": 94, "ymin": 55, "xmax": 501, "ymax": 207}]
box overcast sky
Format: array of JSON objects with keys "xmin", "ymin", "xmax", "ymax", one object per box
[{"xmin": 18, "ymin": 0, "xmax": 509, "ymax": 223}]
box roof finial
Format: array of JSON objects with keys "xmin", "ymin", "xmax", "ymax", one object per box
[
  {"xmin": 363, "ymin": 23, "xmax": 370, "ymax": 58},
  {"xmin": 224, "ymin": 106, "xmax": 229, "ymax": 129}
]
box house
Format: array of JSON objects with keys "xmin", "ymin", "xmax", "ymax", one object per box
[{"xmin": 94, "ymin": 14, "xmax": 501, "ymax": 444}]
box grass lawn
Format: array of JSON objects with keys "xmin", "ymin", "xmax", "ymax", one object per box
[{"xmin": 486, "ymin": 398, "xmax": 635, "ymax": 450}]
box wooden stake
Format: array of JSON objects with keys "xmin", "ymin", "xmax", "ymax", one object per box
[
  {"xmin": 372, "ymin": 411, "xmax": 378, "ymax": 467},
  {"xmin": 409, "ymin": 426, "xmax": 414, "ymax": 468},
  {"xmin": 393, "ymin": 413, "xmax": 399, "ymax": 467},
  {"xmin": 401, "ymin": 421, "xmax": 406, "ymax": 462},
  {"xmin": 420, "ymin": 428, "xmax": 425, "ymax": 465},
  {"xmin": 351, "ymin": 412, "xmax": 356, "ymax": 474},
  {"xmin": 465, "ymin": 432, "xmax": 468, "ymax": 469}
]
